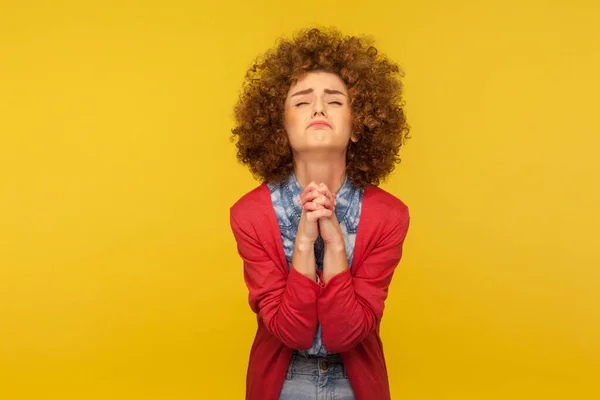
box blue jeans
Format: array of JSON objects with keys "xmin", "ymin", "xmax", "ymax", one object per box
[{"xmin": 279, "ymin": 353, "xmax": 356, "ymax": 400}]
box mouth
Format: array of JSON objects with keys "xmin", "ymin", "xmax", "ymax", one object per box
[{"xmin": 308, "ymin": 121, "xmax": 332, "ymax": 129}]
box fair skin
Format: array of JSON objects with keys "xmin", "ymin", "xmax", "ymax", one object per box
[{"xmin": 285, "ymin": 71, "xmax": 357, "ymax": 284}]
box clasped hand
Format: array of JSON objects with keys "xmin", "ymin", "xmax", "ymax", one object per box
[{"xmin": 297, "ymin": 182, "xmax": 344, "ymax": 248}]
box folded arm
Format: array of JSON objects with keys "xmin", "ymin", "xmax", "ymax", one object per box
[
  {"xmin": 230, "ymin": 212, "xmax": 320, "ymax": 350},
  {"xmin": 318, "ymin": 208, "xmax": 410, "ymax": 353}
]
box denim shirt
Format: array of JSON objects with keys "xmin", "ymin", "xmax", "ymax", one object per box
[{"xmin": 267, "ymin": 171, "xmax": 364, "ymax": 356}]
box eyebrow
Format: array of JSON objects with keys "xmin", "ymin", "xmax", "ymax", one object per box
[{"xmin": 290, "ymin": 88, "xmax": 347, "ymax": 97}]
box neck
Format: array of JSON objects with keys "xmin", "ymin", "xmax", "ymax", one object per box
[{"xmin": 293, "ymin": 152, "xmax": 347, "ymax": 193}]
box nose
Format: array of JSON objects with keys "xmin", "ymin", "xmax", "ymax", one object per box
[{"xmin": 312, "ymin": 96, "xmax": 326, "ymax": 117}]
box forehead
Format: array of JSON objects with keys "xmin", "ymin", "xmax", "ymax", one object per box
[{"xmin": 287, "ymin": 71, "xmax": 347, "ymax": 94}]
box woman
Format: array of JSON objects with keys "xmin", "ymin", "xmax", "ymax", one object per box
[{"xmin": 230, "ymin": 27, "xmax": 411, "ymax": 400}]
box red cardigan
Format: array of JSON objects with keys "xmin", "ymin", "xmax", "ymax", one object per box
[{"xmin": 230, "ymin": 182, "xmax": 410, "ymax": 400}]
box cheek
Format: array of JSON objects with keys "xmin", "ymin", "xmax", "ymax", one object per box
[
  {"xmin": 284, "ymin": 108, "xmax": 302, "ymax": 133},
  {"xmin": 340, "ymin": 108, "xmax": 352, "ymax": 131}
]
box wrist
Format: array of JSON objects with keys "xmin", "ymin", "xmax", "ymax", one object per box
[
  {"xmin": 295, "ymin": 238, "xmax": 315, "ymax": 252},
  {"xmin": 322, "ymin": 242, "xmax": 348, "ymax": 285},
  {"xmin": 292, "ymin": 239, "xmax": 316, "ymax": 281},
  {"xmin": 324, "ymin": 240, "xmax": 345, "ymax": 253},
  {"xmin": 293, "ymin": 265, "xmax": 317, "ymax": 281}
]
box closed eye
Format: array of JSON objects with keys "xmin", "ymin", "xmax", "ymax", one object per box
[{"xmin": 295, "ymin": 101, "xmax": 343, "ymax": 106}]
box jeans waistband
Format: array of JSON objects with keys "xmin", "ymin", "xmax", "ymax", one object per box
[{"xmin": 287, "ymin": 353, "xmax": 347, "ymax": 379}]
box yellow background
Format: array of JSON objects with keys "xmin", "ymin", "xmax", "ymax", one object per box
[{"xmin": 1, "ymin": 0, "xmax": 599, "ymax": 398}]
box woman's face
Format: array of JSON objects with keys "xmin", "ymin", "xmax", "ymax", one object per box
[{"xmin": 283, "ymin": 71, "xmax": 356, "ymax": 155}]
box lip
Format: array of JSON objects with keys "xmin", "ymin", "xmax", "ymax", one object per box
[{"xmin": 308, "ymin": 120, "xmax": 332, "ymax": 128}]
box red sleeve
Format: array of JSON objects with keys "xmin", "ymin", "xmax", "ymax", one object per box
[
  {"xmin": 317, "ymin": 208, "xmax": 410, "ymax": 354},
  {"xmin": 230, "ymin": 211, "xmax": 320, "ymax": 350}
]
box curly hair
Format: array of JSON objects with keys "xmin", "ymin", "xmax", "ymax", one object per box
[{"xmin": 231, "ymin": 27, "xmax": 410, "ymax": 188}]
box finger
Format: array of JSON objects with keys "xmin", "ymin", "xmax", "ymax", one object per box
[
  {"xmin": 317, "ymin": 190, "xmax": 335, "ymax": 206},
  {"xmin": 304, "ymin": 181, "xmax": 319, "ymax": 194},
  {"xmin": 306, "ymin": 208, "xmax": 333, "ymax": 221},
  {"xmin": 303, "ymin": 187, "xmax": 335, "ymax": 208},
  {"xmin": 313, "ymin": 194, "xmax": 334, "ymax": 210},
  {"xmin": 303, "ymin": 202, "xmax": 325, "ymax": 212},
  {"xmin": 303, "ymin": 197, "xmax": 333, "ymax": 212},
  {"xmin": 299, "ymin": 189, "xmax": 320, "ymax": 206},
  {"xmin": 299, "ymin": 182, "xmax": 320, "ymax": 203},
  {"xmin": 303, "ymin": 193, "xmax": 334, "ymax": 210},
  {"xmin": 316, "ymin": 184, "xmax": 335, "ymax": 203},
  {"xmin": 305, "ymin": 209, "xmax": 321, "ymax": 222}
]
